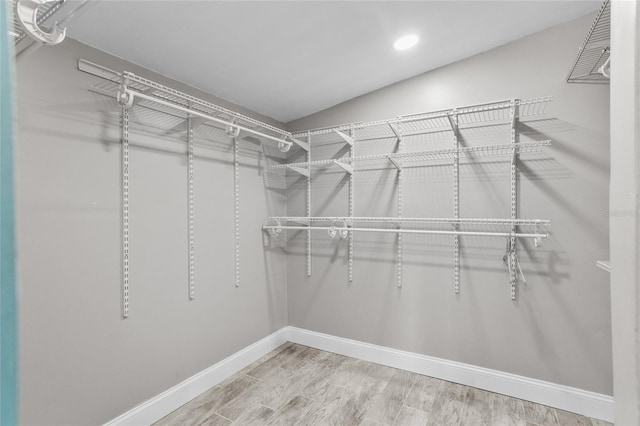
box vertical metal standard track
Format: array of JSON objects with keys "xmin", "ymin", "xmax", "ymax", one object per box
[
  {"xmin": 450, "ymin": 112, "xmax": 460, "ymax": 294},
  {"xmin": 121, "ymin": 105, "xmax": 130, "ymax": 318},
  {"xmin": 396, "ymin": 123, "xmax": 403, "ymax": 289},
  {"xmin": 509, "ymin": 100, "xmax": 519, "ymax": 300},
  {"xmin": 187, "ymin": 116, "xmax": 195, "ymax": 300},
  {"xmin": 234, "ymin": 136, "xmax": 240, "ymax": 287},
  {"xmin": 306, "ymin": 130, "xmax": 312, "ymax": 277},
  {"xmin": 348, "ymin": 126, "xmax": 354, "ymax": 282}
]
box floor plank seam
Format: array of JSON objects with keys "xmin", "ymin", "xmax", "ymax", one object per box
[{"xmin": 216, "ymin": 413, "xmax": 234, "ymax": 423}]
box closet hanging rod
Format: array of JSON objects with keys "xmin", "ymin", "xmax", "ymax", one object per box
[
  {"xmin": 120, "ymin": 89, "xmax": 293, "ymax": 150},
  {"xmin": 121, "ymin": 71, "xmax": 291, "ymax": 138},
  {"xmin": 262, "ymin": 225, "xmax": 548, "ymax": 240}
]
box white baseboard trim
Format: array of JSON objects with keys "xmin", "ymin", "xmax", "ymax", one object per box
[
  {"xmin": 104, "ymin": 328, "xmax": 289, "ymax": 426},
  {"xmin": 285, "ymin": 327, "xmax": 614, "ymax": 423},
  {"xmin": 105, "ymin": 326, "xmax": 614, "ymax": 425}
]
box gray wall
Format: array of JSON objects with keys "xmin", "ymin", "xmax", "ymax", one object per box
[
  {"xmin": 16, "ymin": 39, "xmax": 288, "ymax": 425},
  {"xmin": 286, "ymin": 13, "xmax": 612, "ymax": 395}
]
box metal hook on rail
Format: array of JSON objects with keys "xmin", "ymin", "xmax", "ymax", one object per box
[
  {"xmin": 16, "ymin": 0, "xmax": 67, "ymax": 45},
  {"xmin": 226, "ymin": 125, "xmax": 240, "ymax": 138},
  {"xmin": 117, "ymin": 90, "xmax": 134, "ymax": 109},
  {"xmin": 598, "ymin": 56, "xmax": 611, "ymax": 79},
  {"xmin": 328, "ymin": 226, "xmax": 337, "ymax": 239},
  {"xmin": 534, "ymin": 223, "xmax": 541, "ymax": 248},
  {"xmin": 339, "ymin": 222, "xmax": 349, "ymax": 239},
  {"xmin": 503, "ymin": 232, "xmax": 526, "ymax": 284},
  {"xmin": 267, "ymin": 220, "xmax": 282, "ymax": 236},
  {"xmin": 278, "ymin": 141, "xmax": 292, "ymax": 153}
]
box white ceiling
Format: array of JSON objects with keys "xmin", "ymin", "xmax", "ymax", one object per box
[{"xmin": 68, "ymin": 1, "xmax": 600, "ymax": 123}]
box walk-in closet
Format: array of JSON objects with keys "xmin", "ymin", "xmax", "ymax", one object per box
[{"xmin": 2, "ymin": 0, "xmax": 638, "ymax": 425}]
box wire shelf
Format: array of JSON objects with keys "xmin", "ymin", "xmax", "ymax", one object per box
[
  {"xmin": 291, "ymin": 97, "xmax": 551, "ymax": 139},
  {"xmin": 80, "ymin": 60, "xmax": 292, "ymax": 145},
  {"xmin": 268, "ymin": 216, "xmax": 550, "ymax": 227},
  {"xmin": 567, "ymin": 0, "xmax": 610, "ymax": 84},
  {"xmin": 268, "ymin": 140, "xmax": 551, "ymax": 172}
]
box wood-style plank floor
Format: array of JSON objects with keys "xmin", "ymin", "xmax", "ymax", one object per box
[{"xmin": 155, "ymin": 343, "xmax": 610, "ymax": 426}]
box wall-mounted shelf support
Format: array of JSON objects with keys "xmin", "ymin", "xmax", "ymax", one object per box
[
  {"xmin": 348, "ymin": 126, "xmax": 355, "ymax": 282},
  {"xmin": 508, "ymin": 100, "xmax": 519, "ymax": 300},
  {"xmin": 335, "ymin": 130, "xmax": 354, "ymax": 146},
  {"xmin": 286, "ymin": 165, "xmax": 310, "ymax": 178},
  {"xmin": 388, "ymin": 156, "xmax": 402, "ymax": 171},
  {"xmin": 306, "ymin": 131, "xmax": 312, "ymax": 277},
  {"xmin": 119, "ymin": 79, "xmax": 130, "ymax": 319},
  {"xmin": 187, "ymin": 115, "xmax": 195, "ymax": 300},
  {"xmin": 230, "ymin": 124, "xmax": 241, "ymax": 288},
  {"xmin": 395, "ymin": 123, "xmax": 404, "ymax": 288},
  {"xmin": 290, "ymin": 137, "xmax": 310, "ymax": 152},
  {"xmin": 333, "ymin": 160, "xmax": 354, "ymax": 175},
  {"xmin": 448, "ymin": 111, "xmax": 461, "ymax": 294},
  {"xmin": 389, "ymin": 123, "xmax": 402, "ymax": 141}
]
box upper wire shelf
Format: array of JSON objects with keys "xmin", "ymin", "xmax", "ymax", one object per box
[
  {"xmin": 268, "ymin": 140, "xmax": 551, "ymax": 173},
  {"xmin": 79, "ymin": 60, "xmax": 292, "ymax": 144},
  {"xmin": 567, "ymin": 0, "xmax": 610, "ymax": 84},
  {"xmin": 291, "ymin": 97, "xmax": 552, "ymax": 139},
  {"xmin": 268, "ymin": 216, "xmax": 550, "ymax": 227}
]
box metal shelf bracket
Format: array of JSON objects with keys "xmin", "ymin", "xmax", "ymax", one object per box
[
  {"xmin": 290, "ymin": 137, "xmax": 309, "ymax": 152},
  {"xmin": 388, "ymin": 155, "xmax": 402, "ymax": 171},
  {"xmin": 286, "ymin": 165, "xmax": 310, "ymax": 178},
  {"xmin": 333, "ymin": 160, "xmax": 354, "ymax": 175},
  {"xmin": 335, "ymin": 130, "xmax": 354, "ymax": 146}
]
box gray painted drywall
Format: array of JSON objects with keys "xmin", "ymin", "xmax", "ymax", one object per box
[
  {"xmin": 609, "ymin": 1, "xmax": 640, "ymax": 424},
  {"xmin": 16, "ymin": 39, "xmax": 288, "ymax": 425},
  {"xmin": 286, "ymin": 13, "xmax": 612, "ymax": 395}
]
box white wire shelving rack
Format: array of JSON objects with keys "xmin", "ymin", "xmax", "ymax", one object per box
[
  {"xmin": 264, "ymin": 97, "xmax": 553, "ymax": 299},
  {"xmin": 79, "ymin": 59, "xmax": 298, "ymax": 318},
  {"xmin": 80, "ymin": 59, "xmax": 553, "ymax": 307},
  {"xmin": 567, "ymin": 0, "xmax": 610, "ymax": 83}
]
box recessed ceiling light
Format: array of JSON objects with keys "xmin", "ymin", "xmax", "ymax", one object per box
[{"xmin": 394, "ymin": 34, "xmax": 419, "ymax": 51}]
